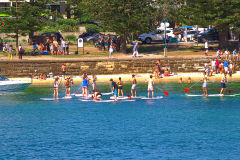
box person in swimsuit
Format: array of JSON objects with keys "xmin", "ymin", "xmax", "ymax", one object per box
[
  {"xmin": 220, "ymin": 74, "xmax": 227, "ymax": 96},
  {"xmin": 117, "ymin": 77, "xmax": 124, "ymax": 97},
  {"xmin": 53, "ymin": 77, "xmax": 59, "ymax": 99},
  {"xmin": 92, "ymin": 74, "xmax": 97, "ymax": 91},
  {"xmin": 202, "ymin": 72, "xmax": 209, "ymax": 96},
  {"xmin": 65, "ymin": 77, "xmax": 71, "ymax": 97},
  {"xmin": 147, "ymin": 75, "xmax": 154, "ymax": 98},
  {"xmin": 187, "ymin": 77, "xmax": 192, "ymax": 83},
  {"xmin": 110, "ymin": 79, "xmax": 118, "ymax": 101},
  {"xmin": 61, "ymin": 64, "xmax": 66, "ymax": 79},
  {"xmin": 81, "ymin": 73, "xmax": 89, "ymax": 97},
  {"xmin": 179, "ymin": 77, "xmax": 183, "ymax": 84},
  {"xmin": 131, "ymin": 74, "xmax": 137, "ymax": 97},
  {"xmin": 93, "ymin": 90, "xmax": 102, "ymax": 101}
]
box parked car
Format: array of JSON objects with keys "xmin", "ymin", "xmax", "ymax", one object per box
[
  {"xmin": 195, "ymin": 28, "xmax": 219, "ymax": 42},
  {"xmin": 32, "ymin": 32, "xmax": 63, "ymax": 44},
  {"xmin": 79, "ymin": 32, "xmax": 118, "ymax": 44},
  {"xmin": 186, "ymin": 31, "xmax": 200, "ymax": 41},
  {"xmin": 138, "ymin": 30, "xmax": 167, "ymax": 44}
]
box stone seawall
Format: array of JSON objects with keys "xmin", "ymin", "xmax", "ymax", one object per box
[{"xmin": 0, "ymin": 58, "xmax": 238, "ymax": 77}]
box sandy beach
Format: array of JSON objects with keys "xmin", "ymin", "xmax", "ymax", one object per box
[{"xmin": 9, "ymin": 71, "xmax": 240, "ymax": 86}]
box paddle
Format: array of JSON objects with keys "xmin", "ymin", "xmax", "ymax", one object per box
[
  {"xmin": 184, "ymin": 79, "xmax": 202, "ymax": 93},
  {"xmin": 127, "ymin": 94, "xmax": 132, "ymax": 99},
  {"xmin": 156, "ymin": 87, "xmax": 169, "ymax": 96}
]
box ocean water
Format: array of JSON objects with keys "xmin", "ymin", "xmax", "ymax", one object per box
[{"xmin": 0, "ymin": 83, "xmax": 240, "ymax": 159}]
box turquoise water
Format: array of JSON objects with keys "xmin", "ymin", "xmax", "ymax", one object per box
[{"xmin": 1, "ymin": 84, "xmax": 240, "ymax": 159}]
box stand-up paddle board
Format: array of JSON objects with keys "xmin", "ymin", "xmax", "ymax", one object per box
[
  {"xmin": 186, "ymin": 94, "xmax": 236, "ymax": 97},
  {"xmin": 110, "ymin": 96, "xmax": 129, "ymax": 100},
  {"xmin": 141, "ymin": 96, "xmax": 163, "ymax": 100},
  {"xmin": 102, "ymin": 92, "xmax": 113, "ymax": 95},
  {"xmin": 62, "ymin": 96, "xmax": 72, "ymax": 99},
  {"xmin": 40, "ymin": 98, "xmax": 60, "ymax": 101}
]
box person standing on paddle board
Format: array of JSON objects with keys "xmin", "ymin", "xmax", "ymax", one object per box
[
  {"xmin": 110, "ymin": 79, "xmax": 118, "ymax": 101},
  {"xmin": 53, "ymin": 76, "xmax": 59, "ymax": 99},
  {"xmin": 202, "ymin": 72, "xmax": 209, "ymax": 96},
  {"xmin": 131, "ymin": 74, "xmax": 137, "ymax": 97},
  {"xmin": 147, "ymin": 75, "xmax": 154, "ymax": 98},
  {"xmin": 82, "ymin": 73, "xmax": 89, "ymax": 97},
  {"xmin": 117, "ymin": 77, "xmax": 124, "ymax": 97},
  {"xmin": 65, "ymin": 77, "xmax": 71, "ymax": 97},
  {"xmin": 220, "ymin": 74, "xmax": 227, "ymax": 96}
]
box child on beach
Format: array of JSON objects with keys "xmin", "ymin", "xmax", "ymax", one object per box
[
  {"xmin": 147, "ymin": 75, "xmax": 154, "ymax": 98},
  {"xmin": 131, "ymin": 74, "xmax": 137, "ymax": 97},
  {"xmin": 53, "ymin": 77, "xmax": 59, "ymax": 99}
]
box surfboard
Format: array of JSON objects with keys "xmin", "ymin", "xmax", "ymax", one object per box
[
  {"xmin": 40, "ymin": 98, "xmax": 63, "ymax": 101},
  {"xmin": 110, "ymin": 96, "xmax": 129, "ymax": 100},
  {"xmin": 208, "ymin": 94, "xmax": 236, "ymax": 97},
  {"xmin": 141, "ymin": 96, "xmax": 163, "ymax": 100},
  {"xmin": 186, "ymin": 94, "xmax": 204, "ymax": 97},
  {"xmin": 102, "ymin": 92, "xmax": 113, "ymax": 95},
  {"xmin": 75, "ymin": 94, "xmax": 92, "ymax": 98},
  {"xmin": 128, "ymin": 96, "xmax": 145, "ymax": 99},
  {"xmin": 62, "ymin": 96, "xmax": 72, "ymax": 99}
]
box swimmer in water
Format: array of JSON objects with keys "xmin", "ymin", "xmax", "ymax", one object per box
[
  {"xmin": 131, "ymin": 74, "xmax": 137, "ymax": 97},
  {"xmin": 179, "ymin": 77, "xmax": 183, "ymax": 83},
  {"xmin": 202, "ymin": 72, "xmax": 209, "ymax": 96},
  {"xmin": 187, "ymin": 77, "xmax": 192, "ymax": 83},
  {"xmin": 117, "ymin": 77, "xmax": 124, "ymax": 97},
  {"xmin": 53, "ymin": 76, "xmax": 59, "ymax": 99},
  {"xmin": 110, "ymin": 79, "xmax": 118, "ymax": 101},
  {"xmin": 147, "ymin": 75, "xmax": 154, "ymax": 98},
  {"xmin": 220, "ymin": 73, "xmax": 227, "ymax": 96}
]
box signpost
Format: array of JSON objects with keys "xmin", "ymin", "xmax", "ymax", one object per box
[{"xmin": 77, "ymin": 38, "xmax": 84, "ymax": 54}]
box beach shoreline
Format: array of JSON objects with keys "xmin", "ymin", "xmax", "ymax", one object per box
[{"xmin": 9, "ymin": 72, "xmax": 240, "ymax": 86}]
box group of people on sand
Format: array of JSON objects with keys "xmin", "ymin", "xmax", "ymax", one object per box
[
  {"xmin": 154, "ymin": 60, "xmax": 172, "ymax": 78},
  {"xmin": 33, "ymin": 37, "xmax": 70, "ymax": 55}
]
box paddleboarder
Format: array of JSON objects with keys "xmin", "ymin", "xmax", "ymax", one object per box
[
  {"xmin": 131, "ymin": 74, "xmax": 137, "ymax": 97},
  {"xmin": 220, "ymin": 74, "xmax": 227, "ymax": 96},
  {"xmin": 53, "ymin": 76, "xmax": 59, "ymax": 99},
  {"xmin": 110, "ymin": 79, "xmax": 118, "ymax": 101},
  {"xmin": 202, "ymin": 72, "xmax": 209, "ymax": 96},
  {"xmin": 147, "ymin": 75, "xmax": 154, "ymax": 98},
  {"xmin": 117, "ymin": 77, "xmax": 124, "ymax": 97},
  {"xmin": 65, "ymin": 76, "xmax": 71, "ymax": 97}
]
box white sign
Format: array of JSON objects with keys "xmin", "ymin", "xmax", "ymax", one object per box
[{"xmin": 78, "ymin": 38, "xmax": 84, "ymax": 48}]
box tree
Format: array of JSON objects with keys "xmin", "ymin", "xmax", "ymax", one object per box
[
  {"xmin": 0, "ymin": 1, "xmax": 43, "ymax": 55},
  {"xmin": 81, "ymin": 0, "xmax": 158, "ymax": 53},
  {"xmin": 177, "ymin": 0, "xmax": 240, "ymax": 48}
]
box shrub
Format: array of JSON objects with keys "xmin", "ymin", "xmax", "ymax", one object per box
[
  {"xmin": 59, "ymin": 24, "xmax": 78, "ymax": 32},
  {"xmin": 56, "ymin": 18, "xmax": 77, "ymax": 26},
  {"xmin": 85, "ymin": 24, "xmax": 101, "ymax": 32},
  {"xmin": 65, "ymin": 35, "xmax": 77, "ymax": 42}
]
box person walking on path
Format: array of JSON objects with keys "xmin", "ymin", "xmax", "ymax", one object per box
[
  {"xmin": 61, "ymin": 38, "xmax": 66, "ymax": 55},
  {"xmin": 204, "ymin": 40, "xmax": 208, "ymax": 56},
  {"xmin": 8, "ymin": 45, "xmax": 13, "ymax": 60},
  {"xmin": 131, "ymin": 74, "xmax": 137, "ymax": 97},
  {"xmin": 132, "ymin": 40, "xmax": 139, "ymax": 57},
  {"xmin": 18, "ymin": 44, "xmax": 24, "ymax": 60}
]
